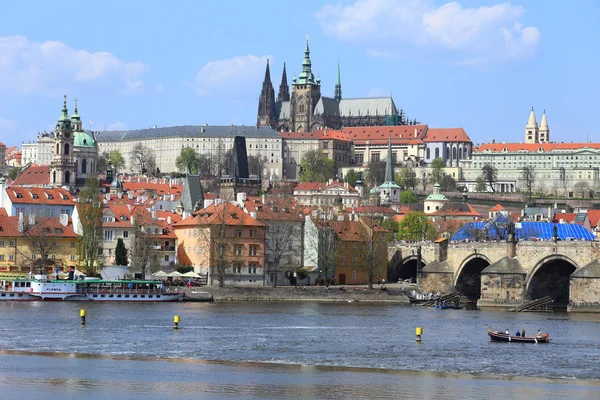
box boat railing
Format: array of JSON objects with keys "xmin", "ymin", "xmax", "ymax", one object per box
[{"xmin": 76, "ymin": 287, "xmax": 167, "ymax": 295}]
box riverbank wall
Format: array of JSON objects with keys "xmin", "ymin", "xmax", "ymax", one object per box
[{"xmin": 181, "ymin": 285, "xmax": 411, "ymax": 303}]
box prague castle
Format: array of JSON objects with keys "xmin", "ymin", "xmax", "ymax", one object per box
[{"xmin": 257, "ymin": 40, "xmax": 416, "ymax": 132}]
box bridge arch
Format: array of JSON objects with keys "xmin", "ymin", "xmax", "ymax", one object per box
[
  {"xmin": 454, "ymin": 254, "xmax": 492, "ymax": 301},
  {"xmin": 387, "ymin": 249, "xmax": 427, "ymax": 283},
  {"xmin": 526, "ymin": 255, "xmax": 579, "ymax": 307}
]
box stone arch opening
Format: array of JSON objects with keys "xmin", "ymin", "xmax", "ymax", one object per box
[
  {"xmin": 454, "ymin": 256, "xmax": 490, "ymax": 301},
  {"xmin": 527, "ymin": 257, "xmax": 577, "ymax": 307}
]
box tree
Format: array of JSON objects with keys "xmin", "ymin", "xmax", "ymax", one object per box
[
  {"xmin": 96, "ymin": 151, "xmax": 109, "ymax": 173},
  {"xmin": 306, "ymin": 213, "xmax": 340, "ymax": 285},
  {"xmin": 115, "ymin": 238, "xmax": 128, "ymax": 266},
  {"xmin": 396, "ymin": 167, "xmax": 417, "ymax": 190},
  {"xmin": 176, "ymin": 147, "xmax": 199, "ymax": 174},
  {"xmin": 7, "ymin": 166, "xmax": 19, "ymax": 180},
  {"xmin": 440, "ymin": 175, "xmax": 457, "ymax": 192},
  {"xmin": 344, "ymin": 169, "xmax": 359, "ymax": 187},
  {"xmin": 130, "ymin": 143, "xmax": 156, "ymax": 175},
  {"xmin": 521, "ymin": 166, "xmax": 536, "ymax": 202},
  {"xmin": 248, "ymin": 155, "xmax": 268, "ymax": 180},
  {"xmin": 397, "ymin": 211, "xmax": 437, "ymax": 242},
  {"xmin": 355, "ymin": 216, "xmax": 391, "ymax": 290},
  {"xmin": 430, "ymin": 158, "xmax": 445, "ymax": 185},
  {"xmin": 262, "ymin": 199, "xmax": 300, "ymax": 287},
  {"xmin": 109, "ymin": 150, "xmax": 126, "ymax": 172},
  {"xmin": 18, "ymin": 217, "xmax": 59, "ymax": 276},
  {"xmin": 129, "ymin": 211, "xmax": 159, "ymax": 278},
  {"xmin": 77, "ymin": 177, "xmax": 104, "ymax": 276},
  {"xmin": 399, "ymin": 190, "xmax": 418, "ymax": 204},
  {"xmin": 299, "ymin": 150, "xmax": 335, "ymax": 182},
  {"xmin": 573, "ymin": 181, "xmax": 590, "ymax": 198},
  {"xmin": 419, "ymin": 168, "xmax": 428, "ymax": 191},
  {"xmin": 475, "ymin": 176, "xmax": 487, "ymax": 192},
  {"xmin": 482, "ymin": 164, "xmax": 498, "ymax": 193},
  {"xmin": 365, "ymin": 161, "xmax": 386, "ymax": 186},
  {"xmin": 198, "ymin": 153, "xmax": 216, "ymax": 177}
]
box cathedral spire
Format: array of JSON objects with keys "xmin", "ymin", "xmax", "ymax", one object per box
[
  {"xmin": 257, "ymin": 60, "xmax": 276, "ymax": 127},
  {"xmin": 297, "ymin": 37, "xmax": 315, "ymax": 84},
  {"xmin": 264, "ymin": 59, "xmax": 272, "ymax": 83},
  {"xmin": 334, "ymin": 59, "xmax": 342, "ymax": 103},
  {"xmin": 278, "ymin": 62, "xmax": 290, "ymax": 102}
]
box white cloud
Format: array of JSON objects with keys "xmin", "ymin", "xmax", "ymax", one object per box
[
  {"xmin": 192, "ymin": 54, "xmax": 273, "ymax": 97},
  {"xmin": 0, "ymin": 116, "xmax": 17, "ymax": 130},
  {"xmin": 0, "ymin": 36, "xmax": 148, "ymax": 95},
  {"xmin": 366, "ymin": 88, "xmax": 389, "ymax": 97},
  {"xmin": 106, "ymin": 121, "xmax": 128, "ymax": 131},
  {"xmin": 316, "ymin": 0, "xmax": 540, "ymax": 64}
]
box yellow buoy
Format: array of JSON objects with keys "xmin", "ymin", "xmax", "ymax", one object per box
[
  {"xmin": 173, "ymin": 315, "xmax": 180, "ymax": 329},
  {"xmin": 80, "ymin": 309, "xmax": 86, "ymax": 325},
  {"xmin": 416, "ymin": 326, "xmax": 423, "ymax": 343}
]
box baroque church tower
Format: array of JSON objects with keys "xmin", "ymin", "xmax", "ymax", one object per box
[
  {"xmin": 290, "ymin": 39, "xmax": 321, "ymax": 132},
  {"xmin": 257, "ymin": 59, "xmax": 276, "ymax": 127},
  {"xmin": 538, "ymin": 110, "xmax": 550, "ymax": 143},
  {"xmin": 50, "ymin": 95, "xmax": 76, "ymax": 187},
  {"xmin": 525, "ymin": 107, "xmax": 539, "ymax": 144}
]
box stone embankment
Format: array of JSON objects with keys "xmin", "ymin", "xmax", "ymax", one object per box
[{"xmin": 181, "ymin": 284, "xmax": 411, "ymax": 303}]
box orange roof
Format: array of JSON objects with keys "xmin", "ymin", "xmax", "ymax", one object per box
[
  {"xmin": 7, "ymin": 186, "xmax": 74, "ymax": 205},
  {"xmin": 489, "ymin": 204, "xmax": 506, "ymax": 212},
  {"xmin": 176, "ymin": 202, "xmax": 264, "ymax": 228},
  {"xmin": 475, "ymin": 142, "xmax": 600, "ymax": 152},
  {"xmin": 552, "ymin": 213, "xmax": 577, "ymax": 223},
  {"xmin": 0, "ymin": 214, "xmax": 22, "ymax": 237},
  {"xmin": 587, "ymin": 210, "xmax": 600, "ymax": 227},
  {"xmin": 121, "ymin": 182, "xmax": 183, "ymax": 195},
  {"xmin": 12, "ymin": 165, "xmax": 50, "ymax": 186},
  {"xmin": 422, "ymin": 128, "xmax": 471, "ymax": 143},
  {"xmin": 343, "ymin": 125, "xmax": 427, "ymax": 145},
  {"xmin": 279, "ymin": 129, "xmax": 350, "ymax": 141},
  {"xmin": 24, "ymin": 217, "xmax": 78, "ymax": 238}
]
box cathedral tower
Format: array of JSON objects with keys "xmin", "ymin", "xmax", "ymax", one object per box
[
  {"xmin": 290, "ymin": 39, "xmax": 321, "ymax": 132},
  {"xmin": 257, "ymin": 59, "xmax": 276, "ymax": 127},
  {"xmin": 525, "ymin": 107, "xmax": 539, "ymax": 144},
  {"xmin": 538, "ymin": 110, "xmax": 550, "ymax": 143},
  {"xmin": 50, "ymin": 95, "xmax": 76, "ymax": 187},
  {"xmin": 334, "ymin": 59, "xmax": 342, "ymax": 103},
  {"xmin": 277, "ymin": 62, "xmax": 290, "ymax": 102}
]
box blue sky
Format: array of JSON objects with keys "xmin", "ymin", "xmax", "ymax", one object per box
[{"xmin": 0, "ymin": 0, "xmax": 598, "ymax": 147}]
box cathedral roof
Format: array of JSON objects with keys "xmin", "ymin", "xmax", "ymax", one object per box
[
  {"xmin": 314, "ymin": 96, "xmax": 340, "ymax": 116},
  {"xmin": 275, "ymin": 101, "xmax": 290, "ymax": 120},
  {"xmin": 338, "ymin": 97, "xmax": 397, "ymax": 117},
  {"xmin": 343, "ymin": 125, "xmax": 427, "ymax": 145},
  {"xmin": 422, "ymin": 128, "xmax": 471, "ymax": 143}
]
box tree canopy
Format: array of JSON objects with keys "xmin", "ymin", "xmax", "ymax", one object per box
[
  {"xmin": 344, "ymin": 169, "xmax": 359, "ymax": 187},
  {"xmin": 475, "ymin": 176, "xmax": 487, "ymax": 192},
  {"xmin": 397, "ymin": 211, "xmax": 437, "ymax": 242},
  {"xmin": 482, "ymin": 164, "xmax": 498, "ymax": 192},
  {"xmin": 365, "ymin": 161, "xmax": 386, "ymax": 186},
  {"xmin": 395, "ymin": 167, "xmax": 417, "ymax": 190},
  {"xmin": 299, "ymin": 150, "xmax": 335, "ymax": 182},
  {"xmin": 399, "ymin": 190, "xmax": 418, "ymax": 204},
  {"xmin": 77, "ymin": 177, "xmax": 104, "ymax": 276},
  {"xmin": 108, "ymin": 150, "xmax": 126, "ymax": 172},
  {"xmin": 176, "ymin": 147, "xmax": 199, "ymax": 174},
  {"xmin": 430, "ymin": 158, "xmax": 445, "ymax": 185},
  {"xmin": 130, "ymin": 144, "xmax": 156, "ymax": 175}
]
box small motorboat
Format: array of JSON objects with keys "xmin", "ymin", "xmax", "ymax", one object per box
[
  {"xmin": 434, "ymin": 303, "xmax": 463, "ymax": 310},
  {"xmin": 488, "ymin": 328, "xmax": 550, "ymax": 343}
]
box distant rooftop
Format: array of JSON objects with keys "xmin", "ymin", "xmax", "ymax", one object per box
[{"xmin": 95, "ymin": 125, "xmax": 280, "ymax": 142}]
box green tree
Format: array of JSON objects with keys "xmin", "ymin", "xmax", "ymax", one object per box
[
  {"xmin": 344, "ymin": 169, "xmax": 359, "ymax": 187},
  {"xmin": 77, "ymin": 177, "xmax": 104, "ymax": 276},
  {"xmin": 299, "ymin": 150, "xmax": 335, "ymax": 182},
  {"xmin": 475, "ymin": 176, "xmax": 487, "ymax": 192},
  {"xmin": 129, "ymin": 212, "xmax": 159, "ymax": 278},
  {"xmin": 395, "ymin": 167, "xmax": 417, "ymax": 190},
  {"xmin": 108, "ymin": 150, "xmax": 126, "ymax": 172},
  {"xmin": 7, "ymin": 166, "xmax": 20, "ymax": 180},
  {"xmin": 482, "ymin": 164, "xmax": 498, "ymax": 193},
  {"xmin": 430, "ymin": 158, "xmax": 445, "ymax": 185},
  {"xmin": 440, "ymin": 175, "xmax": 456, "ymax": 192},
  {"xmin": 399, "ymin": 190, "xmax": 418, "ymax": 204},
  {"xmin": 398, "ymin": 211, "xmax": 437, "ymax": 242},
  {"xmin": 115, "ymin": 238, "xmax": 128, "ymax": 266},
  {"xmin": 365, "ymin": 161, "xmax": 386, "ymax": 186},
  {"xmin": 175, "ymin": 147, "xmax": 199, "ymax": 174}
]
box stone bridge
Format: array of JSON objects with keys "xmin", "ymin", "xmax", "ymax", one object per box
[{"xmin": 388, "ymin": 240, "xmax": 600, "ymax": 311}]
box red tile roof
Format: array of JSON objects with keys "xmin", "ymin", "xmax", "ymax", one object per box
[
  {"xmin": 176, "ymin": 202, "xmax": 264, "ymax": 228},
  {"xmin": 475, "ymin": 142, "xmax": 600, "ymax": 152},
  {"xmin": 343, "ymin": 125, "xmax": 427, "ymax": 145},
  {"xmin": 552, "ymin": 213, "xmax": 577, "ymax": 223},
  {"xmin": 0, "ymin": 215, "xmax": 22, "ymax": 237},
  {"xmin": 23, "ymin": 217, "xmax": 78, "ymax": 238},
  {"xmin": 279, "ymin": 129, "xmax": 350, "ymax": 141},
  {"xmin": 587, "ymin": 210, "xmax": 600, "ymax": 228},
  {"xmin": 12, "ymin": 165, "xmax": 50, "ymax": 186},
  {"xmin": 422, "ymin": 128, "xmax": 471, "ymax": 143},
  {"xmin": 7, "ymin": 186, "xmax": 74, "ymax": 205},
  {"xmin": 489, "ymin": 204, "xmax": 506, "ymax": 212}
]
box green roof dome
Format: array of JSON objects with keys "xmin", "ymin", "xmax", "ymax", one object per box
[
  {"xmin": 370, "ymin": 186, "xmax": 380, "ymax": 194},
  {"xmin": 425, "ymin": 183, "xmax": 448, "ymax": 201},
  {"xmin": 110, "ymin": 178, "xmax": 123, "ymax": 189},
  {"xmin": 74, "ymin": 131, "xmax": 97, "ymax": 148}
]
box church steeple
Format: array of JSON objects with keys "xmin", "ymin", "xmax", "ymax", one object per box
[
  {"xmin": 257, "ymin": 59, "xmax": 276, "ymax": 128},
  {"xmin": 277, "ymin": 62, "xmax": 290, "ymax": 102},
  {"xmin": 525, "ymin": 106, "xmax": 539, "ymax": 144},
  {"xmin": 297, "ymin": 38, "xmax": 316, "ymax": 85},
  {"xmin": 539, "ymin": 109, "xmax": 550, "ymax": 143},
  {"xmin": 334, "ymin": 59, "xmax": 342, "ymax": 103}
]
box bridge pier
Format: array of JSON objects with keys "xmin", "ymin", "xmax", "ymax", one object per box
[
  {"xmin": 478, "ymin": 256, "xmax": 526, "ymax": 309},
  {"xmin": 417, "ymin": 238, "xmax": 454, "ymax": 294},
  {"xmin": 568, "ymin": 260, "xmax": 600, "ymax": 312}
]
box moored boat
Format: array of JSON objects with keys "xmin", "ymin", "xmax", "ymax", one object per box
[
  {"xmin": 488, "ymin": 328, "xmax": 550, "ymax": 343},
  {"xmin": 0, "ymin": 276, "xmax": 184, "ymax": 302}
]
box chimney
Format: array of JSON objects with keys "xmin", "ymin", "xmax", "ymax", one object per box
[
  {"xmin": 128, "ymin": 192, "xmax": 134, "ymax": 200},
  {"xmin": 262, "ymin": 193, "xmax": 266, "ymax": 204},
  {"xmin": 170, "ymin": 193, "xmax": 175, "ymax": 201},
  {"xmin": 59, "ymin": 213, "xmax": 68, "ymax": 227},
  {"xmin": 118, "ymin": 192, "xmax": 122, "ymax": 199},
  {"xmin": 28, "ymin": 214, "xmax": 36, "ymax": 226},
  {"xmin": 151, "ymin": 209, "xmax": 157, "ymax": 220},
  {"xmin": 106, "ymin": 193, "xmax": 111, "ymax": 201},
  {"xmin": 18, "ymin": 212, "xmax": 24, "ymax": 233},
  {"xmin": 414, "ymin": 128, "xmax": 417, "ymax": 137},
  {"xmin": 130, "ymin": 215, "xmax": 135, "ymax": 226},
  {"xmin": 127, "ymin": 204, "xmax": 131, "ymax": 212},
  {"xmin": 250, "ymin": 211, "xmax": 257, "ymax": 219},
  {"xmin": 167, "ymin": 216, "xmax": 172, "ymax": 225}
]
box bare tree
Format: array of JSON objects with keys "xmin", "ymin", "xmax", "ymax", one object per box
[
  {"xmin": 130, "ymin": 143, "xmax": 155, "ymax": 175},
  {"xmin": 248, "ymin": 155, "xmax": 268, "ymax": 180},
  {"xmin": 419, "ymin": 168, "xmax": 428, "ymax": 191},
  {"xmin": 482, "ymin": 164, "xmax": 498, "ymax": 193},
  {"xmin": 355, "ymin": 214, "xmax": 391, "ymax": 290},
  {"xmin": 18, "ymin": 216, "xmax": 60, "ymax": 276},
  {"xmin": 573, "ymin": 181, "xmax": 590, "ymax": 198},
  {"xmin": 306, "ymin": 212, "xmax": 340, "ymax": 285},
  {"xmin": 521, "ymin": 166, "xmax": 536, "ymax": 202},
  {"xmin": 129, "ymin": 211, "xmax": 159, "ymax": 278},
  {"xmin": 77, "ymin": 177, "xmax": 104, "ymax": 276}
]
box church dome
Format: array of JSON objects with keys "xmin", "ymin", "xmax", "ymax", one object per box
[
  {"xmin": 369, "ymin": 186, "xmax": 380, "ymax": 194},
  {"xmin": 425, "ymin": 183, "xmax": 448, "ymax": 201},
  {"xmin": 74, "ymin": 131, "xmax": 97, "ymax": 148},
  {"xmin": 110, "ymin": 178, "xmax": 123, "ymax": 189}
]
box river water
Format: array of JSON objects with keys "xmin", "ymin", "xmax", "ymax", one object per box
[{"xmin": 0, "ymin": 301, "xmax": 599, "ymax": 399}]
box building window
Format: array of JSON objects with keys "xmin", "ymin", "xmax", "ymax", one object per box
[
  {"xmin": 9, "ymin": 255, "xmax": 14, "ymax": 261},
  {"xmin": 0, "ymin": 241, "xmax": 4, "ymax": 247},
  {"xmin": 0, "ymin": 255, "xmax": 4, "ymax": 261},
  {"xmin": 235, "ymin": 245, "xmax": 243, "ymax": 256},
  {"xmin": 71, "ymin": 255, "xmax": 76, "ymax": 261},
  {"xmin": 235, "ymin": 229, "xmax": 242, "ymax": 238},
  {"xmin": 249, "ymin": 246, "xmax": 258, "ymax": 256},
  {"xmin": 104, "ymin": 231, "xmax": 114, "ymax": 242},
  {"xmin": 164, "ymin": 255, "xmax": 169, "ymax": 262},
  {"xmin": 70, "ymin": 241, "xmax": 76, "ymax": 248},
  {"xmin": 352, "ymin": 270, "xmax": 357, "ymax": 280},
  {"xmin": 371, "ymin": 153, "xmax": 380, "ymax": 162},
  {"xmin": 123, "ymin": 231, "xmax": 129, "ymax": 238}
]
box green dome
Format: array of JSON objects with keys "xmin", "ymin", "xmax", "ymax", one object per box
[
  {"xmin": 425, "ymin": 184, "xmax": 448, "ymax": 201},
  {"xmin": 369, "ymin": 186, "xmax": 380, "ymax": 194},
  {"xmin": 74, "ymin": 131, "xmax": 97, "ymax": 148},
  {"xmin": 110, "ymin": 178, "xmax": 123, "ymax": 189}
]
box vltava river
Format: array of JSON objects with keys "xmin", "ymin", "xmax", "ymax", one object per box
[{"xmin": 0, "ymin": 301, "xmax": 599, "ymax": 399}]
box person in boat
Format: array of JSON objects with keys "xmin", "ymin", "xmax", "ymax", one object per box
[
  {"xmin": 515, "ymin": 330, "xmax": 521, "ymax": 337},
  {"xmin": 536, "ymin": 329, "xmax": 543, "ymax": 337},
  {"xmin": 505, "ymin": 329, "xmax": 509, "ymax": 334},
  {"xmin": 522, "ymin": 330, "xmax": 526, "ymax": 337}
]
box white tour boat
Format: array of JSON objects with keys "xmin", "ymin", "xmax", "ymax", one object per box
[{"xmin": 0, "ymin": 275, "xmax": 184, "ymax": 302}]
